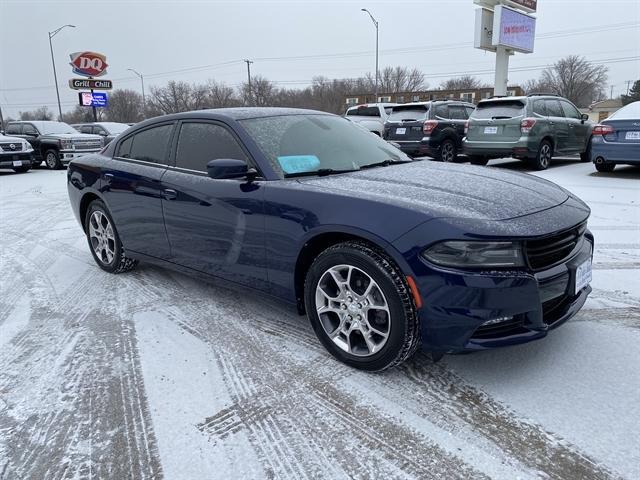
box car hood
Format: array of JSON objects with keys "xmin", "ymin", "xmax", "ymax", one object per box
[
  {"xmin": 0, "ymin": 135, "xmax": 26, "ymax": 143},
  {"xmin": 43, "ymin": 133, "xmax": 102, "ymax": 140},
  {"xmin": 298, "ymin": 161, "xmax": 571, "ymax": 221}
]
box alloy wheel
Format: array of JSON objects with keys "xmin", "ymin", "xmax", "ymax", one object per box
[
  {"xmin": 46, "ymin": 152, "xmax": 58, "ymax": 169},
  {"xmin": 315, "ymin": 264, "xmax": 391, "ymax": 357},
  {"xmin": 441, "ymin": 142, "xmax": 455, "ymax": 162},
  {"xmin": 89, "ymin": 210, "xmax": 115, "ymax": 265},
  {"xmin": 539, "ymin": 143, "xmax": 552, "ymax": 168}
]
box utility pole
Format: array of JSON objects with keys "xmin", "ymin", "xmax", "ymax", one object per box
[
  {"xmin": 127, "ymin": 68, "xmax": 146, "ymax": 115},
  {"xmin": 0, "ymin": 103, "xmax": 4, "ymax": 131},
  {"xmin": 361, "ymin": 8, "xmax": 379, "ymax": 103},
  {"xmin": 244, "ymin": 59, "xmax": 254, "ymax": 106},
  {"xmin": 626, "ymin": 80, "xmax": 632, "ymax": 96},
  {"xmin": 610, "ymin": 85, "xmax": 614, "ymax": 99},
  {"xmin": 48, "ymin": 24, "xmax": 76, "ymax": 121}
]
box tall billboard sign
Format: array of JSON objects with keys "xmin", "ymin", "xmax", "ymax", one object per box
[
  {"xmin": 69, "ymin": 51, "xmax": 109, "ymax": 78},
  {"xmin": 493, "ymin": 5, "xmax": 536, "ymax": 53}
]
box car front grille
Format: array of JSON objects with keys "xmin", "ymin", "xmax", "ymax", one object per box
[
  {"xmin": 525, "ymin": 223, "xmax": 586, "ymax": 271},
  {"xmin": 73, "ymin": 140, "xmax": 102, "ymax": 150},
  {"xmin": 0, "ymin": 142, "xmax": 23, "ymax": 152}
]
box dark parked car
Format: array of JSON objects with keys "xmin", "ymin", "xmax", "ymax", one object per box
[
  {"xmin": 463, "ymin": 94, "xmax": 593, "ymax": 169},
  {"xmin": 590, "ymin": 101, "xmax": 640, "ymax": 172},
  {"xmin": 67, "ymin": 108, "xmax": 593, "ymax": 371},
  {"xmin": 72, "ymin": 122, "xmax": 131, "ymax": 146},
  {"xmin": 383, "ymin": 100, "xmax": 475, "ymax": 161},
  {"xmin": 6, "ymin": 121, "xmax": 103, "ymax": 169}
]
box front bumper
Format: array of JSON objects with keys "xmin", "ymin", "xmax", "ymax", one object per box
[
  {"xmin": 463, "ymin": 137, "xmax": 536, "ymax": 159},
  {"xmin": 412, "ymin": 234, "xmax": 593, "ymax": 355},
  {"xmin": 0, "ymin": 152, "xmax": 34, "ymax": 168},
  {"xmin": 59, "ymin": 149, "xmax": 101, "ymax": 164}
]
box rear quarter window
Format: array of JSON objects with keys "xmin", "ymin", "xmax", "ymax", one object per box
[{"xmin": 471, "ymin": 101, "xmax": 525, "ymax": 119}]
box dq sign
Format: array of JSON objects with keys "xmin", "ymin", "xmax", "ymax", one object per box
[{"xmin": 69, "ymin": 51, "xmax": 108, "ymax": 77}]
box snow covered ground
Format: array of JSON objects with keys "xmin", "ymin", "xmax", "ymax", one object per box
[{"xmin": 0, "ymin": 158, "xmax": 638, "ymax": 479}]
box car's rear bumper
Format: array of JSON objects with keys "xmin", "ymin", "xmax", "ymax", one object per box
[
  {"xmin": 590, "ymin": 138, "xmax": 640, "ymax": 164},
  {"xmin": 412, "ymin": 233, "xmax": 593, "ymax": 355},
  {"xmin": 463, "ymin": 138, "xmax": 536, "ymax": 159},
  {"xmin": 0, "ymin": 153, "xmax": 34, "ymax": 168}
]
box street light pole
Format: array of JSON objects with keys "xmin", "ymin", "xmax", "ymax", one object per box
[
  {"xmin": 361, "ymin": 8, "xmax": 379, "ymax": 103},
  {"xmin": 48, "ymin": 24, "xmax": 75, "ymax": 121},
  {"xmin": 127, "ymin": 68, "xmax": 146, "ymax": 115}
]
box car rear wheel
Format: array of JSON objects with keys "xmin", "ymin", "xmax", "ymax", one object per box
[
  {"xmin": 304, "ymin": 241, "xmax": 420, "ymax": 371},
  {"xmin": 595, "ymin": 160, "xmax": 615, "ymax": 173},
  {"xmin": 85, "ymin": 200, "xmax": 138, "ymax": 274},
  {"xmin": 468, "ymin": 156, "xmax": 489, "ymax": 166},
  {"xmin": 531, "ymin": 140, "xmax": 553, "ymax": 170},
  {"xmin": 45, "ymin": 149, "xmax": 63, "ymax": 170},
  {"xmin": 439, "ymin": 140, "xmax": 457, "ymax": 162},
  {"xmin": 12, "ymin": 166, "xmax": 31, "ymax": 173}
]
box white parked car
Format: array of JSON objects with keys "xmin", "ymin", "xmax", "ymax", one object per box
[
  {"xmin": 344, "ymin": 103, "xmax": 397, "ymax": 136},
  {"xmin": 0, "ymin": 132, "xmax": 35, "ymax": 173}
]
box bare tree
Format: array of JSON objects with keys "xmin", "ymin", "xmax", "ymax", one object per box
[
  {"xmin": 205, "ymin": 80, "xmax": 240, "ymax": 108},
  {"xmin": 148, "ymin": 80, "xmax": 200, "ymax": 114},
  {"xmin": 63, "ymin": 105, "xmax": 102, "ymax": 124},
  {"xmin": 104, "ymin": 89, "xmax": 144, "ymax": 123},
  {"xmin": 240, "ymin": 75, "xmax": 276, "ymax": 107},
  {"xmin": 19, "ymin": 106, "xmax": 54, "ymax": 121},
  {"xmin": 440, "ymin": 76, "xmax": 486, "ymax": 90},
  {"xmin": 538, "ymin": 55, "xmax": 608, "ymax": 107}
]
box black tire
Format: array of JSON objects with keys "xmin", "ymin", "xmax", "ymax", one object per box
[
  {"xmin": 85, "ymin": 200, "xmax": 138, "ymax": 274},
  {"xmin": 531, "ymin": 140, "xmax": 553, "ymax": 170},
  {"xmin": 580, "ymin": 140, "xmax": 592, "ymax": 162},
  {"xmin": 304, "ymin": 241, "xmax": 420, "ymax": 371},
  {"xmin": 44, "ymin": 149, "xmax": 63, "ymax": 170},
  {"xmin": 595, "ymin": 161, "xmax": 615, "ymax": 173},
  {"xmin": 12, "ymin": 166, "xmax": 31, "ymax": 173},
  {"xmin": 438, "ymin": 139, "xmax": 457, "ymax": 162},
  {"xmin": 468, "ymin": 156, "xmax": 489, "ymax": 166}
]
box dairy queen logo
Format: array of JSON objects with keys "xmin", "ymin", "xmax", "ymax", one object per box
[{"xmin": 69, "ymin": 51, "xmax": 108, "ymax": 77}]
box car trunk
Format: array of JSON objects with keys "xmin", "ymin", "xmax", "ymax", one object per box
[
  {"xmin": 467, "ymin": 100, "xmax": 525, "ymax": 142},
  {"xmin": 603, "ymin": 119, "xmax": 640, "ymax": 143},
  {"xmin": 384, "ymin": 106, "xmax": 429, "ymax": 141}
]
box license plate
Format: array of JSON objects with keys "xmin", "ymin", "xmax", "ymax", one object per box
[
  {"xmin": 575, "ymin": 260, "xmax": 592, "ymax": 295},
  {"xmin": 396, "ymin": 128, "xmax": 406, "ymax": 135},
  {"xmin": 484, "ymin": 126, "xmax": 498, "ymax": 134},
  {"xmin": 12, "ymin": 160, "xmax": 22, "ymax": 167},
  {"xmin": 625, "ymin": 131, "xmax": 640, "ymax": 140}
]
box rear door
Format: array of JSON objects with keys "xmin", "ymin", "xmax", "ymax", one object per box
[
  {"xmin": 102, "ymin": 123, "xmax": 174, "ymax": 258},
  {"xmin": 560, "ymin": 100, "xmax": 590, "ymax": 152},
  {"xmin": 161, "ymin": 120, "xmax": 268, "ymax": 289},
  {"xmin": 447, "ymin": 105, "xmax": 469, "ymax": 147},
  {"xmin": 384, "ymin": 105, "xmax": 429, "ymax": 141},
  {"xmin": 544, "ymin": 99, "xmax": 569, "ymax": 153},
  {"xmin": 466, "ymin": 100, "xmax": 525, "ymax": 141}
]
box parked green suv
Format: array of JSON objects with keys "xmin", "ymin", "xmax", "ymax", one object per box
[{"xmin": 463, "ymin": 94, "xmax": 593, "ymax": 170}]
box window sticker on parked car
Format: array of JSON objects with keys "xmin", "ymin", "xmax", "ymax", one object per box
[{"xmin": 277, "ymin": 155, "xmax": 321, "ymax": 174}]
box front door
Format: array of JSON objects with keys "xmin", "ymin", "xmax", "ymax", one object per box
[
  {"xmin": 161, "ymin": 120, "xmax": 268, "ymax": 290},
  {"xmin": 102, "ymin": 122, "xmax": 175, "ymax": 259},
  {"xmin": 560, "ymin": 100, "xmax": 590, "ymax": 153}
]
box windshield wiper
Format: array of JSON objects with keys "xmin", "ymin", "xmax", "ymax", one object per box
[
  {"xmin": 360, "ymin": 159, "xmax": 412, "ymax": 170},
  {"xmin": 284, "ymin": 168, "xmax": 357, "ymax": 178}
]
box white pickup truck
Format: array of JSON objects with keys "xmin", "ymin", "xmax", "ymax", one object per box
[{"xmin": 344, "ymin": 103, "xmax": 397, "ymax": 136}]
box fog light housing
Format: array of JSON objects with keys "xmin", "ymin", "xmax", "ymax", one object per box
[{"xmin": 481, "ymin": 316, "xmax": 513, "ymax": 326}]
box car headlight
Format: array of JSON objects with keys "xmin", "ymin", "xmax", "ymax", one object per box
[
  {"xmin": 59, "ymin": 139, "xmax": 74, "ymax": 150},
  {"xmin": 421, "ymin": 241, "xmax": 525, "ymax": 268},
  {"xmin": 23, "ymin": 141, "xmax": 33, "ymax": 152}
]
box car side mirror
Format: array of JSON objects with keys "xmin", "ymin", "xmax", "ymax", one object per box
[
  {"xmin": 581, "ymin": 113, "xmax": 589, "ymax": 123},
  {"xmin": 206, "ymin": 159, "xmax": 255, "ymax": 180}
]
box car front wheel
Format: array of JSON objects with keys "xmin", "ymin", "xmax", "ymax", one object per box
[
  {"xmin": 304, "ymin": 241, "xmax": 420, "ymax": 371},
  {"xmin": 45, "ymin": 149, "xmax": 62, "ymax": 170},
  {"xmin": 85, "ymin": 200, "xmax": 138, "ymax": 274}
]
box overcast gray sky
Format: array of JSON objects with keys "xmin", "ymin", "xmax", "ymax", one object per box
[{"xmin": 1, "ymin": 0, "xmax": 639, "ymax": 118}]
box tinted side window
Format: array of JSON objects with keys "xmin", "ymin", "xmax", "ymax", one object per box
[
  {"xmin": 129, "ymin": 124, "xmax": 173, "ymax": 163},
  {"xmin": 545, "ymin": 99, "xmax": 564, "ymax": 117},
  {"xmin": 23, "ymin": 124, "xmax": 38, "ymax": 135},
  {"xmin": 434, "ymin": 105, "xmax": 449, "ymax": 118},
  {"xmin": 448, "ymin": 106, "xmax": 467, "ymax": 120},
  {"xmin": 560, "ymin": 101, "xmax": 581, "ymax": 120},
  {"xmin": 465, "ymin": 106, "xmax": 475, "ymax": 118},
  {"xmin": 6, "ymin": 124, "xmax": 21, "ymax": 135},
  {"xmin": 533, "ymin": 100, "xmax": 547, "ymax": 116},
  {"xmin": 117, "ymin": 136, "xmax": 133, "ymax": 158},
  {"xmin": 175, "ymin": 122, "xmax": 248, "ymax": 172},
  {"xmin": 80, "ymin": 126, "xmax": 93, "ymax": 134}
]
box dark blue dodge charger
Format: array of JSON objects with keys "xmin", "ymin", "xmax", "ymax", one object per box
[{"xmin": 67, "ymin": 108, "xmax": 593, "ymax": 371}]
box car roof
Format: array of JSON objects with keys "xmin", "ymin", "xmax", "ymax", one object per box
[
  {"xmin": 347, "ymin": 103, "xmax": 397, "ymax": 109},
  {"xmin": 10, "ymin": 120, "xmax": 66, "ymax": 127}
]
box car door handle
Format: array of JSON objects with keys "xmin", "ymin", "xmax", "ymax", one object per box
[
  {"xmin": 162, "ymin": 188, "xmax": 177, "ymax": 200},
  {"xmin": 104, "ymin": 173, "xmax": 114, "ymax": 180}
]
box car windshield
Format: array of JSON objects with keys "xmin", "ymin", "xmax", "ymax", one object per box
[
  {"xmin": 39, "ymin": 122, "xmax": 79, "ymax": 134},
  {"xmin": 388, "ymin": 106, "xmax": 429, "ymax": 122},
  {"xmin": 346, "ymin": 106, "xmax": 380, "ymax": 117},
  {"xmin": 240, "ymin": 114, "xmax": 411, "ymax": 177},
  {"xmin": 471, "ymin": 101, "xmax": 525, "ymax": 119}
]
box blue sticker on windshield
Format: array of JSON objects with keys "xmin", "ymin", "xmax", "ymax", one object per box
[{"xmin": 277, "ymin": 155, "xmax": 320, "ymax": 174}]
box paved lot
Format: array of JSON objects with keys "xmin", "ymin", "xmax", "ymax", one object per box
[{"xmin": 1, "ymin": 159, "xmax": 639, "ymax": 479}]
